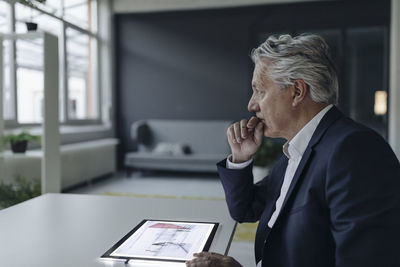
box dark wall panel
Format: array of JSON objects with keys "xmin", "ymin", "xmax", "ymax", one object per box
[
  {"xmin": 115, "ymin": 9, "xmax": 256, "ymax": 154},
  {"xmin": 115, "ymin": 0, "xmax": 389, "ymax": 162}
]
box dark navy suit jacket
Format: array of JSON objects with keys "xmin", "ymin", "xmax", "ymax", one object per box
[{"xmin": 218, "ymin": 106, "xmax": 400, "ymax": 267}]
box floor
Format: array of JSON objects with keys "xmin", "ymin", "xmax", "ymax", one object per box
[{"xmin": 69, "ymin": 171, "xmax": 256, "ymax": 267}]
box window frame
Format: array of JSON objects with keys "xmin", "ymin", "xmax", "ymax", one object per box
[{"xmin": 2, "ymin": 0, "xmax": 103, "ymax": 127}]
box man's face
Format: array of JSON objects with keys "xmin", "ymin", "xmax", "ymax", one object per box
[{"xmin": 248, "ymin": 63, "xmax": 294, "ymax": 140}]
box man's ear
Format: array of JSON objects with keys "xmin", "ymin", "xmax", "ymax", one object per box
[{"xmin": 291, "ymin": 79, "xmax": 308, "ymax": 106}]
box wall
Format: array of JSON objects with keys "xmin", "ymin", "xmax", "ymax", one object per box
[
  {"xmin": 115, "ymin": 0, "xmax": 390, "ymax": 163},
  {"xmin": 113, "ymin": 0, "xmax": 319, "ymax": 13},
  {"xmin": 115, "ymin": 7, "xmax": 258, "ymax": 155}
]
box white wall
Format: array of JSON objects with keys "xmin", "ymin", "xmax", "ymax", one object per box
[{"xmin": 113, "ymin": 0, "xmax": 322, "ymax": 13}]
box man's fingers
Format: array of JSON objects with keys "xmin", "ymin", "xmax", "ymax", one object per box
[
  {"xmin": 233, "ymin": 123, "xmax": 242, "ymax": 143},
  {"xmin": 193, "ymin": 252, "xmax": 205, "ymax": 257},
  {"xmin": 186, "ymin": 253, "xmax": 211, "ymax": 266},
  {"xmin": 187, "ymin": 252, "xmax": 226, "ymax": 267},
  {"xmin": 240, "ymin": 119, "xmax": 249, "ymax": 139},
  {"xmin": 202, "ymin": 252, "xmax": 225, "ymax": 258},
  {"xmin": 254, "ymin": 121, "xmax": 264, "ymax": 145},
  {"xmin": 227, "ymin": 126, "xmax": 236, "ymax": 144},
  {"xmin": 247, "ymin": 116, "xmax": 260, "ymax": 129},
  {"xmin": 228, "ymin": 117, "xmax": 262, "ymax": 145},
  {"xmin": 187, "ymin": 252, "xmax": 242, "ymax": 267},
  {"xmin": 209, "ymin": 252, "xmax": 223, "ymax": 256}
]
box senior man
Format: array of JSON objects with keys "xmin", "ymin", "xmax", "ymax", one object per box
[{"xmin": 186, "ymin": 34, "xmax": 400, "ymax": 267}]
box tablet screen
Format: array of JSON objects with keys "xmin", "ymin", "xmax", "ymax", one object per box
[{"xmin": 101, "ymin": 219, "xmax": 219, "ymax": 263}]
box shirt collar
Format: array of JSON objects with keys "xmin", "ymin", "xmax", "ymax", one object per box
[{"xmin": 283, "ymin": 104, "xmax": 333, "ymax": 160}]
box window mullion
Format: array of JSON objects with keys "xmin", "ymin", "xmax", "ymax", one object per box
[
  {"xmin": 10, "ymin": 1, "xmax": 17, "ymax": 125},
  {"xmin": 98, "ymin": 0, "xmax": 111, "ymax": 124},
  {"xmin": 60, "ymin": 0, "xmax": 67, "ymax": 124},
  {"xmin": 96, "ymin": 36, "xmax": 101, "ymax": 122},
  {"xmin": 62, "ymin": 22, "xmax": 68, "ymax": 123}
]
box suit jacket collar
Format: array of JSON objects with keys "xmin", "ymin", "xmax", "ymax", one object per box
[
  {"xmin": 285, "ymin": 104, "xmax": 334, "ymax": 160},
  {"xmin": 309, "ymin": 105, "xmax": 343, "ymax": 148},
  {"xmin": 271, "ymin": 105, "xmax": 344, "ymax": 227}
]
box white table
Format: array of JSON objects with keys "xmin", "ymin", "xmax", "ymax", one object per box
[{"xmin": 0, "ymin": 193, "xmax": 236, "ymax": 267}]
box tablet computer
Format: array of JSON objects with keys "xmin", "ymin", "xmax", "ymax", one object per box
[{"xmin": 101, "ymin": 219, "xmax": 219, "ymax": 263}]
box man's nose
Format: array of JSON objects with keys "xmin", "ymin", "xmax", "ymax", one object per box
[{"xmin": 248, "ymin": 96, "xmax": 259, "ymax": 112}]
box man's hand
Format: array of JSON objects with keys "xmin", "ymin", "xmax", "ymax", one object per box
[
  {"xmin": 227, "ymin": 116, "xmax": 264, "ymax": 163},
  {"xmin": 186, "ymin": 252, "xmax": 242, "ymax": 267}
]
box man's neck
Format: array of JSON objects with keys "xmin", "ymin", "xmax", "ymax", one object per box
[{"xmin": 286, "ymin": 102, "xmax": 330, "ymax": 141}]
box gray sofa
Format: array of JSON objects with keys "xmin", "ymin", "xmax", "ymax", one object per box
[{"xmin": 124, "ymin": 120, "xmax": 232, "ymax": 173}]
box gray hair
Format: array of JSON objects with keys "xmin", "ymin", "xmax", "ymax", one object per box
[{"xmin": 251, "ymin": 33, "xmax": 338, "ymax": 104}]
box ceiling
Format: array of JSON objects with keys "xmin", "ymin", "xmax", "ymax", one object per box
[{"xmin": 113, "ymin": 0, "xmax": 326, "ymax": 13}]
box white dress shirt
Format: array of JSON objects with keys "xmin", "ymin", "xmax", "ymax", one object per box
[{"xmin": 226, "ymin": 105, "xmax": 333, "ymax": 267}]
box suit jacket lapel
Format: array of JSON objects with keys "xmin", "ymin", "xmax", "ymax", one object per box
[
  {"xmin": 255, "ymin": 157, "xmax": 287, "ymax": 262},
  {"xmin": 273, "ymin": 106, "xmax": 343, "ymax": 225}
]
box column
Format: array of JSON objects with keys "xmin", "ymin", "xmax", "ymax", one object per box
[{"xmin": 390, "ymin": 0, "xmax": 400, "ymax": 159}]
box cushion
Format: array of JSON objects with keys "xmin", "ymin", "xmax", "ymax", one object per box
[{"xmin": 153, "ymin": 142, "xmax": 191, "ymax": 156}]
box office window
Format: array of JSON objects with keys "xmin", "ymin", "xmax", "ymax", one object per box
[
  {"xmin": 0, "ymin": 1, "xmax": 8, "ymax": 33},
  {"xmin": 15, "ymin": 3, "xmax": 62, "ymax": 123},
  {"xmin": 2, "ymin": 40, "xmax": 12, "ymax": 120},
  {"xmin": 66, "ymin": 27, "xmax": 98, "ymax": 120},
  {"xmin": 64, "ymin": 0, "xmax": 97, "ymax": 32},
  {"xmin": 35, "ymin": 0, "xmax": 62, "ymax": 17},
  {"xmin": 0, "ymin": 1, "xmax": 13, "ymax": 120},
  {"xmin": 16, "ymin": 38, "xmax": 43, "ymax": 123},
  {"xmin": 16, "ymin": 3, "xmax": 61, "ymax": 35},
  {"xmin": 0, "ymin": 0, "xmax": 102, "ymax": 125},
  {"xmin": 15, "ymin": 3, "xmax": 40, "ymax": 33}
]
